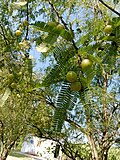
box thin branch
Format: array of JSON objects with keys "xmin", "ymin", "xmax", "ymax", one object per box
[
  {"xmin": 99, "ymin": 0, "xmax": 120, "ymax": 16},
  {"xmin": 66, "ymin": 118, "xmax": 86, "ymax": 134},
  {"xmin": 0, "ymin": 24, "xmax": 13, "ymax": 60},
  {"xmin": 25, "ymin": 2, "xmax": 29, "ymax": 40},
  {"xmin": 48, "ymin": 0, "xmax": 78, "ymax": 51},
  {"xmin": 0, "ymin": 120, "xmax": 4, "ymax": 143},
  {"xmin": 31, "ymin": 124, "xmax": 43, "ymax": 137},
  {"xmin": 0, "ymin": 24, "xmax": 9, "ymax": 45},
  {"xmin": 108, "ymin": 103, "xmax": 119, "ymax": 121},
  {"xmin": 46, "ymin": 95, "xmax": 86, "ymax": 134},
  {"xmin": 48, "ymin": 0, "xmax": 67, "ymax": 28},
  {"xmin": 31, "ymin": 124, "xmax": 84, "ymax": 160},
  {"xmin": 111, "ymin": 103, "xmax": 119, "ymax": 114}
]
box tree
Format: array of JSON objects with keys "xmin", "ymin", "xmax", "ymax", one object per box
[
  {"xmin": 0, "ymin": 1, "xmax": 51, "ymax": 159},
  {"xmin": 31, "ymin": 0, "xmax": 120, "ymax": 160},
  {"xmin": 0, "ymin": 0, "xmax": 120, "ymax": 160},
  {"xmin": 0, "ymin": 43, "xmax": 51, "ymax": 160}
]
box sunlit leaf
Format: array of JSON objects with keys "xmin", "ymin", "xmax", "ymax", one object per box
[
  {"xmin": 36, "ymin": 43, "xmax": 49, "ymax": 53},
  {"xmin": 0, "ymin": 88, "xmax": 11, "ymax": 107},
  {"xmin": 13, "ymin": 1, "xmax": 27, "ymax": 6},
  {"xmin": 44, "ymin": 33, "xmax": 58, "ymax": 45}
]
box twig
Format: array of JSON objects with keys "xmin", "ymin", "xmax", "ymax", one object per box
[
  {"xmin": 48, "ymin": 0, "xmax": 67, "ymax": 28},
  {"xmin": 25, "ymin": 2, "xmax": 29, "ymax": 40},
  {"xmin": 109, "ymin": 103, "xmax": 119, "ymax": 121},
  {"xmin": 99, "ymin": 0, "xmax": 120, "ymax": 16},
  {"xmin": 48, "ymin": 0, "xmax": 78, "ymax": 51},
  {"xmin": 0, "ymin": 24, "xmax": 9, "ymax": 45},
  {"xmin": 0, "ymin": 24, "xmax": 13, "ymax": 58}
]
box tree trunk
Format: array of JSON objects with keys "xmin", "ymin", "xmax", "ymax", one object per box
[
  {"xmin": 87, "ymin": 135, "xmax": 98, "ymax": 160},
  {"xmin": 0, "ymin": 148, "xmax": 9, "ymax": 160},
  {"xmin": 104, "ymin": 147, "xmax": 110, "ymax": 160},
  {"xmin": 99, "ymin": 146, "xmax": 109, "ymax": 160},
  {"xmin": 0, "ymin": 140, "xmax": 16, "ymax": 160},
  {"xmin": 104, "ymin": 150, "xmax": 108, "ymax": 160},
  {"xmin": 99, "ymin": 146, "xmax": 104, "ymax": 160}
]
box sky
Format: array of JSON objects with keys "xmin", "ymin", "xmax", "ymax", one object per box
[{"xmin": 30, "ymin": 44, "xmax": 50, "ymax": 72}]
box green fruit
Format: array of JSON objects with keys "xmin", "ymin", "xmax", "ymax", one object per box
[
  {"xmin": 104, "ymin": 25, "xmax": 112, "ymax": 34},
  {"xmin": 47, "ymin": 21, "xmax": 57, "ymax": 28},
  {"xmin": 66, "ymin": 71, "xmax": 77, "ymax": 82},
  {"xmin": 56, "ymin": 24, "xmax": 65, "ymax": 32},
  {"xmin": 23, "ymin": 20, "xmax": 29, "ymax": 26},
  {"xmin": 60, "ymin": 30, "xmax": 74, "ymax": 41},
  {"xmin": 81, "ymin": 59, "xmax": 92, "ymax": 69},
  {"xmin": 70, "ymin": 82, "xmax": 81, "ymax": 91},
  {"xmin": 15, "ymin": 30, "xmax": 22, "ymax": 36},
  {"xmin": 8, "ymin": 74, "xmax": 14, "ymax": 80},
  {"xmin": 11, "ymin": 83, "xmax": 17, "ymax": 89},
  {"xmin": 17, "ymin": 72, "xmax": 22, "ymax": 77}
]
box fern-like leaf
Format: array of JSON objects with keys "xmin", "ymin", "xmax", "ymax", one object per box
[
  {"xmin": 43, "ymin": 43, "xmax": 76, "ymax": 86},
  {"xmin": 53, "ymin": 42, "xmax": 76, "ymax": 65},
  {"xmin": 52, "ymin": 82, "xmax": 78, "ymax": 132},
  {"xmin": 42, "ymin": 64, "xmax": 64, "ymax": 86},
  {"xmin": 43, "ymin": 43, "xmax": 75, "ymax": 86}
]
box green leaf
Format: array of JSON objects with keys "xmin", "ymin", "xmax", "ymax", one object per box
[
  {"xmin": 60, "ymin": 30, "xmax": 74, "ymax": 41},
  {"xmin": 88, "ymin": 55, "xmax": 102, "ymax": 65},
  {"xmin": 80, "ymin": 76, "xmax": 88, "ymax": 88},
  {"xmin": 32, "ymin": 21, "xmax": 56, "ymax": 33},
  {"xmin": 33, "ymin": 21, "xmax": 74, "ymax": 41},
  {"xmin": 44, "ymin": 33, "xmax": 58, "ymax": 45},
  {"xmin": 102, "ymin": 36, "xmax": 116, "ymax": 41},
  {"xmin": 87, "ymin": 70, "xmax": 96, "ymax": 85},
  {"xmin": 52, "ymin": 82, "xmax": 77, "ymax": 132},
  {"xmin": 116, "ymin": 20, "xmax": 120, "ymax": 27},
  {"xmin": 33, "ymin": 21, "xmax": 47, "ymax": 31},
  {"xmin": 113, "ymin": 0, "xmax": 119, "ymax": 4},
  {"xmin": 0, "ymin": 88, "xmax": 11, "ymax": 107}
]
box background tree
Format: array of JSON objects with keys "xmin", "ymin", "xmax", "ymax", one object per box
[{"xmin": 0, "ymin": 1, "xmax": 52, "ymax": 159}]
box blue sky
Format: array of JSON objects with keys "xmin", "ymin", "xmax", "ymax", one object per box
[{"xmin": 30, "ymin": 44, "xmax": 50, "ymax": 72}]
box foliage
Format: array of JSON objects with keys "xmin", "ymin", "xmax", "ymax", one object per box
[
  {"xmin": 0, "ymin": 0, "xmax": 120, "ymax": 160},
  {"xmin": 108, "ymin": 147, "xmax": 120, "ymax": 160},
  {"xmin": 33, "ymin": 1, "xmax": 120, "ymax": 160}
]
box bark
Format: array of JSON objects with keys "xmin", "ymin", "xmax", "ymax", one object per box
[
  {"xmin": 0, "ymin": 140, "xmax": 16, "ymax": 160},
  {"xmin": 99, "ymin": 149, "xmax": 104, "ymax": 160},
  {"xmin": 0, "ymin": 148, "xmax": 9, "ymax": 160},
  {"xmin": 99, "ymin": 145, "xmax": 110, "ymax": 160},
  {"xmin": 99, "ymin": 73, "xmax": 109, "ymax": 160},
  {"xmin": 104, "ymin": 150, "xmax": 108, "ymax": 160},
  {"xmin": 99, "ymin": 150, "xmax": 109, "ymax": 160},
  {"xmin": 87, "ymin": 135, "xmax": 98, "ymax": 160}
]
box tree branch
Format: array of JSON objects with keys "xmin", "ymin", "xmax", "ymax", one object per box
[
  {"xmin": 99, "ymin": 0, "xmax": 120, "ymax": 16},
  {"xmin": 0, "ymin": 120, "xmax": 4, "ymax": 143},
  {"xmin": 25, "ymin": 1, "xmax": 29, "ymax": 40},
  {"xmin": 0, "ymin": 24, "xmax": 13, "ymax": 59},
  {"xmin": 46, "ymin": 95, "xmax": 86, "ymax": 134},
  {"xmin": 48, "ymin": 0, "xmax": 68, "ymax": 29},
  {"xmin": 31, "ymin": 124, "xmax": 84, "ymax": 160},
  {"xmin": 66, "ymin": 118, "xmax": 86, "ymax": 134},
  {"xmin": 47, "ymin": 0, "xmax": 79, "ymax": 52},
  {"xmin": 109, "ymin": 102, "xmax": 119, "ymax": 121},
  {"xmin": 0, "ymin": 24, "xmax": 10, "ymax": 46}
]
